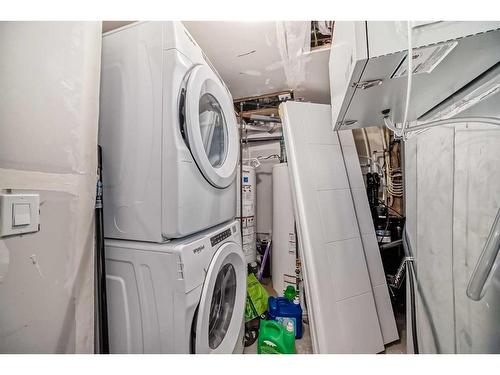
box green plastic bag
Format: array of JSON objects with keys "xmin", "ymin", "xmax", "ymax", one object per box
[{"xmin": 245, "ymin": 273, "xmax": 269, "ymax": 322}]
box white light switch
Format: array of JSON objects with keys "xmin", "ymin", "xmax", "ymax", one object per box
[
  {"xmin": 13, "ymin": 203, "xmax": 31, "ymax": 226},
  {"xmin": 0, "ymin": 194, "xmax": 40, "ymax": 237}
]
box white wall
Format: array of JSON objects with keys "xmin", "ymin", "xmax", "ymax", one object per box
[
  {"xmin": 0, "ymin": 22, "xmax": 102, "ymax": 353},
  {"xmin": 405, "ymin": 116, "xmax": 500, "ymax": 353}
]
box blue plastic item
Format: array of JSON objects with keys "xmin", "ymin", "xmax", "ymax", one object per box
[{"xmin": 267, "ymin": 296, "xmax": 303, "ymax": 339}]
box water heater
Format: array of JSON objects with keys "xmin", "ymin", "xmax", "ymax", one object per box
[
  {"xmin": 271, "ymin": 163, "xmax": 297, "ymax": 295},
  {"xmin": 237, "ymin": 165, "xmax": 257, "ymax": 263}
]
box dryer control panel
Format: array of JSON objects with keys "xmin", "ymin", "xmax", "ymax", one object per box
[{"xmin": 210, "ymin": 228, "xmax": 232, "ymax": 247}]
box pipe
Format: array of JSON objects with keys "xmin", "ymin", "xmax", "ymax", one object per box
[
  {"xmin": 404, "ymin": 116, "xmax": 500, "ymax": 134},
  {"xmin": 383, "ymin": 117, "xmax": 404, "ymax": 137},
  {"xmin": 241, "ymin": 123, "xmax": 281, "ymax": 133},
  {"xmin": 388, "ymin": 256, "xmax": 407, "ymax": 289},
  {"xmin": 239, "ymin": 103, "xmax": 244, "ymax": 242},
  {"xmin": 243, "ymin": 136, "xmax": 284, "ymax": 143},
  {"xmin": 467, "ymin": 207, "xmax": 500, "ymax": 301},
  {"xmin": 249, "ymin": 114, "xmax": 281, "ymax": 123},
  {"xmin": 407, "ymin": 259, "xmax": 419, "ymax": 354},
  {"xmin": 257, "ymin": 239, "xmax": 272, "ymax": 281},
  {"xmin": 280, "ymin": 136, "xmax": 287, "ymax": 163},
  {"xmin": 96, "ymin": 145, "xmax": 109, "ymax": 354},
  {"xmin": 402, "ymin": 21, "xmax": 413, "ymax": 130},
  {"xmin": 234, "ymin": 90, "xmax": 292, "ymax": 104},
  {"xmin": 380, "ymin": 239, "xmax": 403, "ymax": 250},
  {"xmin": 384, "ymin": 116, "xmax": 500, "ymax": 140},
  {"xmin": 379, "ymin": 126, "xmax": 387, "ymax": 151},
  {"xmin": 362, "ymin": 128, "xmax": 372, "ymax": 172}
]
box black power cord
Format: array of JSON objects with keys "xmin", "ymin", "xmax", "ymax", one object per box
[
  {"xmin": 403, "ymin": 226, "xmax": 419, "ymax": 354},
  {"xmin": 407, "ymin": 260, "xmax": 419, "ymax": 354},
  {"xmin": 96, "ymin": 146, "xmax": 109, "ymax": 354}
]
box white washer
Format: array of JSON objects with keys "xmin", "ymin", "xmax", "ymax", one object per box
[
  {"xmin": 105, "ymin": 220, "xmax": 246, "ymax": 353},
  {"xmin": 99, "ymin": 21, "xmax": 239, "ymax": 242}
]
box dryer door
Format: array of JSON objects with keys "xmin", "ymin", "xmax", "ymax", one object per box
[
  {"xmin": 184, "ymin": 64, "xmax": 239, "ymax": 188},
  {"xmin": 195, "ymin": 241, "xmax": 246, "ymax": 353}
]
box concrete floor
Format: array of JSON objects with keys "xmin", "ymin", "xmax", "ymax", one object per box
[
  {"xmin": 383, "ymin": 309, "xmax": 407, "ymax": 354},
  {"xmin": 243, "ymin": 278, "xmax": 406, "ymax": 354},
  {"xmin": 243, "ymin": 278, "xmax": 314, "ymax": 354}
]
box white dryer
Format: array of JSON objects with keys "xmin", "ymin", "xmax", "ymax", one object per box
[
  {"xmin": 105, "ymin": 220, "xmax": 246, "ymax": 353},
  {"xmin": 99, "ymin": 21, "xmax": 239, "ymax": 242}
]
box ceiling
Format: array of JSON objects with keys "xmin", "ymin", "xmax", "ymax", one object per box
[
  {"xmin": 184, "ymin": 21, "xmax": 331, "ymax": 104},
  {"xmin": 102, "ymin": 21, "xmax": 135, "ymax": 33}
]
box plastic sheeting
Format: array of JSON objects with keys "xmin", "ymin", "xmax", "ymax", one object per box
[
  {"xmin": 183, "ymin": 21, "xmax": 331, "ymax": 103},
  {"xmin": 275, "ymin": 21, "xmax": 311, "ymax": 91},
  {"xmin": 405, "ymin": 122, "xmax": 500, "ymax": 353},
  {"xmin": 0, "ymin": 22, "xmax": 101, "ymax": 353}
]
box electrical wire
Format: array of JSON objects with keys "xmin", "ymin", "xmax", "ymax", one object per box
[
  {"xmin": 384, "ymin": 117, "xmax": 403, "ymax": 137},
  {"xmin": 384, "ymin": 21, "xmax": 500, "ymax": 140},
  {"xmin": 384, "ymin": 116, "xmax": 500, "ymax": 140},
  {"xmin": 377, "ymin": 199, "xmax": 404, "ymax": 217},
  {"xmin": 403, "ymin": 226, "xmax": 419, "ymax": 354},
  {"xmin": 257, "ymin": 154, "xmax": 281, "ymax": 161},
  {"xmin": 385, "ymin": 150, "xmax": 404, "ymax": 198},
  {"xmin": 402, "ymin": 21, "xmax": 413, "ymax": 131},
  {"xmin": 407, "ymin": 259, "xmax": 419, "ymax": 354},
  {"xmin": 358, "ymin": 155, "xmax": 384, "ymax": 174},
  {"xmin": 377, "ymin": 214, "xmax": 392, "ymax": 246},
  {"xmin": 404, "ymin": 116, "xmax": 500, "ymax": 134}
]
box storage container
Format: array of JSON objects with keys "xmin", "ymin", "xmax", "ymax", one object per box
[
  {"xmin": 257, "ymin": 319, "xmax": 295, "ymax": 354},
  {"xmin": 267, "ymin": 296, "xmax": 303, "ymax": 339}
]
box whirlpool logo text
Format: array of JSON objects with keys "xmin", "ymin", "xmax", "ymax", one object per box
[{"xmin": 193, "ymin": 245, "xmax": 205, "ymax": 254}]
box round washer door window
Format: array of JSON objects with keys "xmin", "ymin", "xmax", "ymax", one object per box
[
  {"xmin": 184, "ymin": 64, "xmax": 239, "ymax": 189},
  {"xmin": 195, "ymin": 241, "xmax": 246, "ymax": 354},
  {"xmin": 208, "ymin": 263, "xmax": 236, "ymax": 349}
]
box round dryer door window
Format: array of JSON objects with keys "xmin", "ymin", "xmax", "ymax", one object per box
[
  {"xmin": 194, "ymin": 242, "xmax": 246, "ymax": 354},
  {"xmin": 184, "ymin": 64, "xmax": 239, "ymax": 188},
  {"xmin": 198, "ymin": 92, "xmax": 228, "ymax": 168}
]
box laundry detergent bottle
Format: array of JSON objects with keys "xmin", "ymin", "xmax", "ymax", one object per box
[
  {"xmin": 267, "ymin": 294, "xmax": 303, "ymax": 339},
  {"xmin": 257, "ymin": 319, "xmax": 295, "ymax": 354}
]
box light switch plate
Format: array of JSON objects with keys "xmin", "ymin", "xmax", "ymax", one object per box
[{"xmin": 0, "ymin": 194, "xmax": 40, "ymax": 237}]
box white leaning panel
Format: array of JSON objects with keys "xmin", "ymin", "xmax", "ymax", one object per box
[
  {"xmin": 338, "ymin": 130, "xmax": 399, "ymax": 345},
  {"xmin": 280, "ymin": 101, "xmax": 386, "ymax": 353}
]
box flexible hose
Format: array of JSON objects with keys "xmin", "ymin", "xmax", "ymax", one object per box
[
  {"xmin": 402, "ymin": 21, "xmax": 413, "ymax": 130},
  {"xmin": 257, "ymin": 240, "xmax": 272, "ymax": 281},
  {"xmin": 385, "ymin": 20, "xmax": 500, "ymax": 139},
  {"xmin": 384, "ymin": 116, "xmax": 500, "ymax": 139},
  {"xmin": 96, "ymin": 145, "xmax": 109, "ymax": 354},
  {"xmin": 407, "ymin": 260, "xmax": 419, "ymax": 354},
  {"xmin": 404, "ymin": 116, "xmax": 500, "ymax": 133},
  {"xmin": 403, "ymin": 225, "xmax": 419, "ymax": 354},
  {"xmin": 384, "ymin": 117, "xmax": 404, "ymax": 137}
]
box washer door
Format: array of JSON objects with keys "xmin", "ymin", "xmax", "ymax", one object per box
[
  {"xmin": 184, "ymin": 64, "xmax": 239, "ymax": 188},
  {"xmin": 195, "ymin": 242, "xmax": 246, "ymax": 353}
]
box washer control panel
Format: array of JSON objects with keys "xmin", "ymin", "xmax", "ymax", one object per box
[{"xmin": 210, "ymin": 228, "xmax": 232, "ymax": 247}]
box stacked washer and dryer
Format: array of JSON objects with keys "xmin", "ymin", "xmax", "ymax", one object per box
[{"xmin": 98, "ymin": 22, "xmax": 246, "ymax": 353}]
